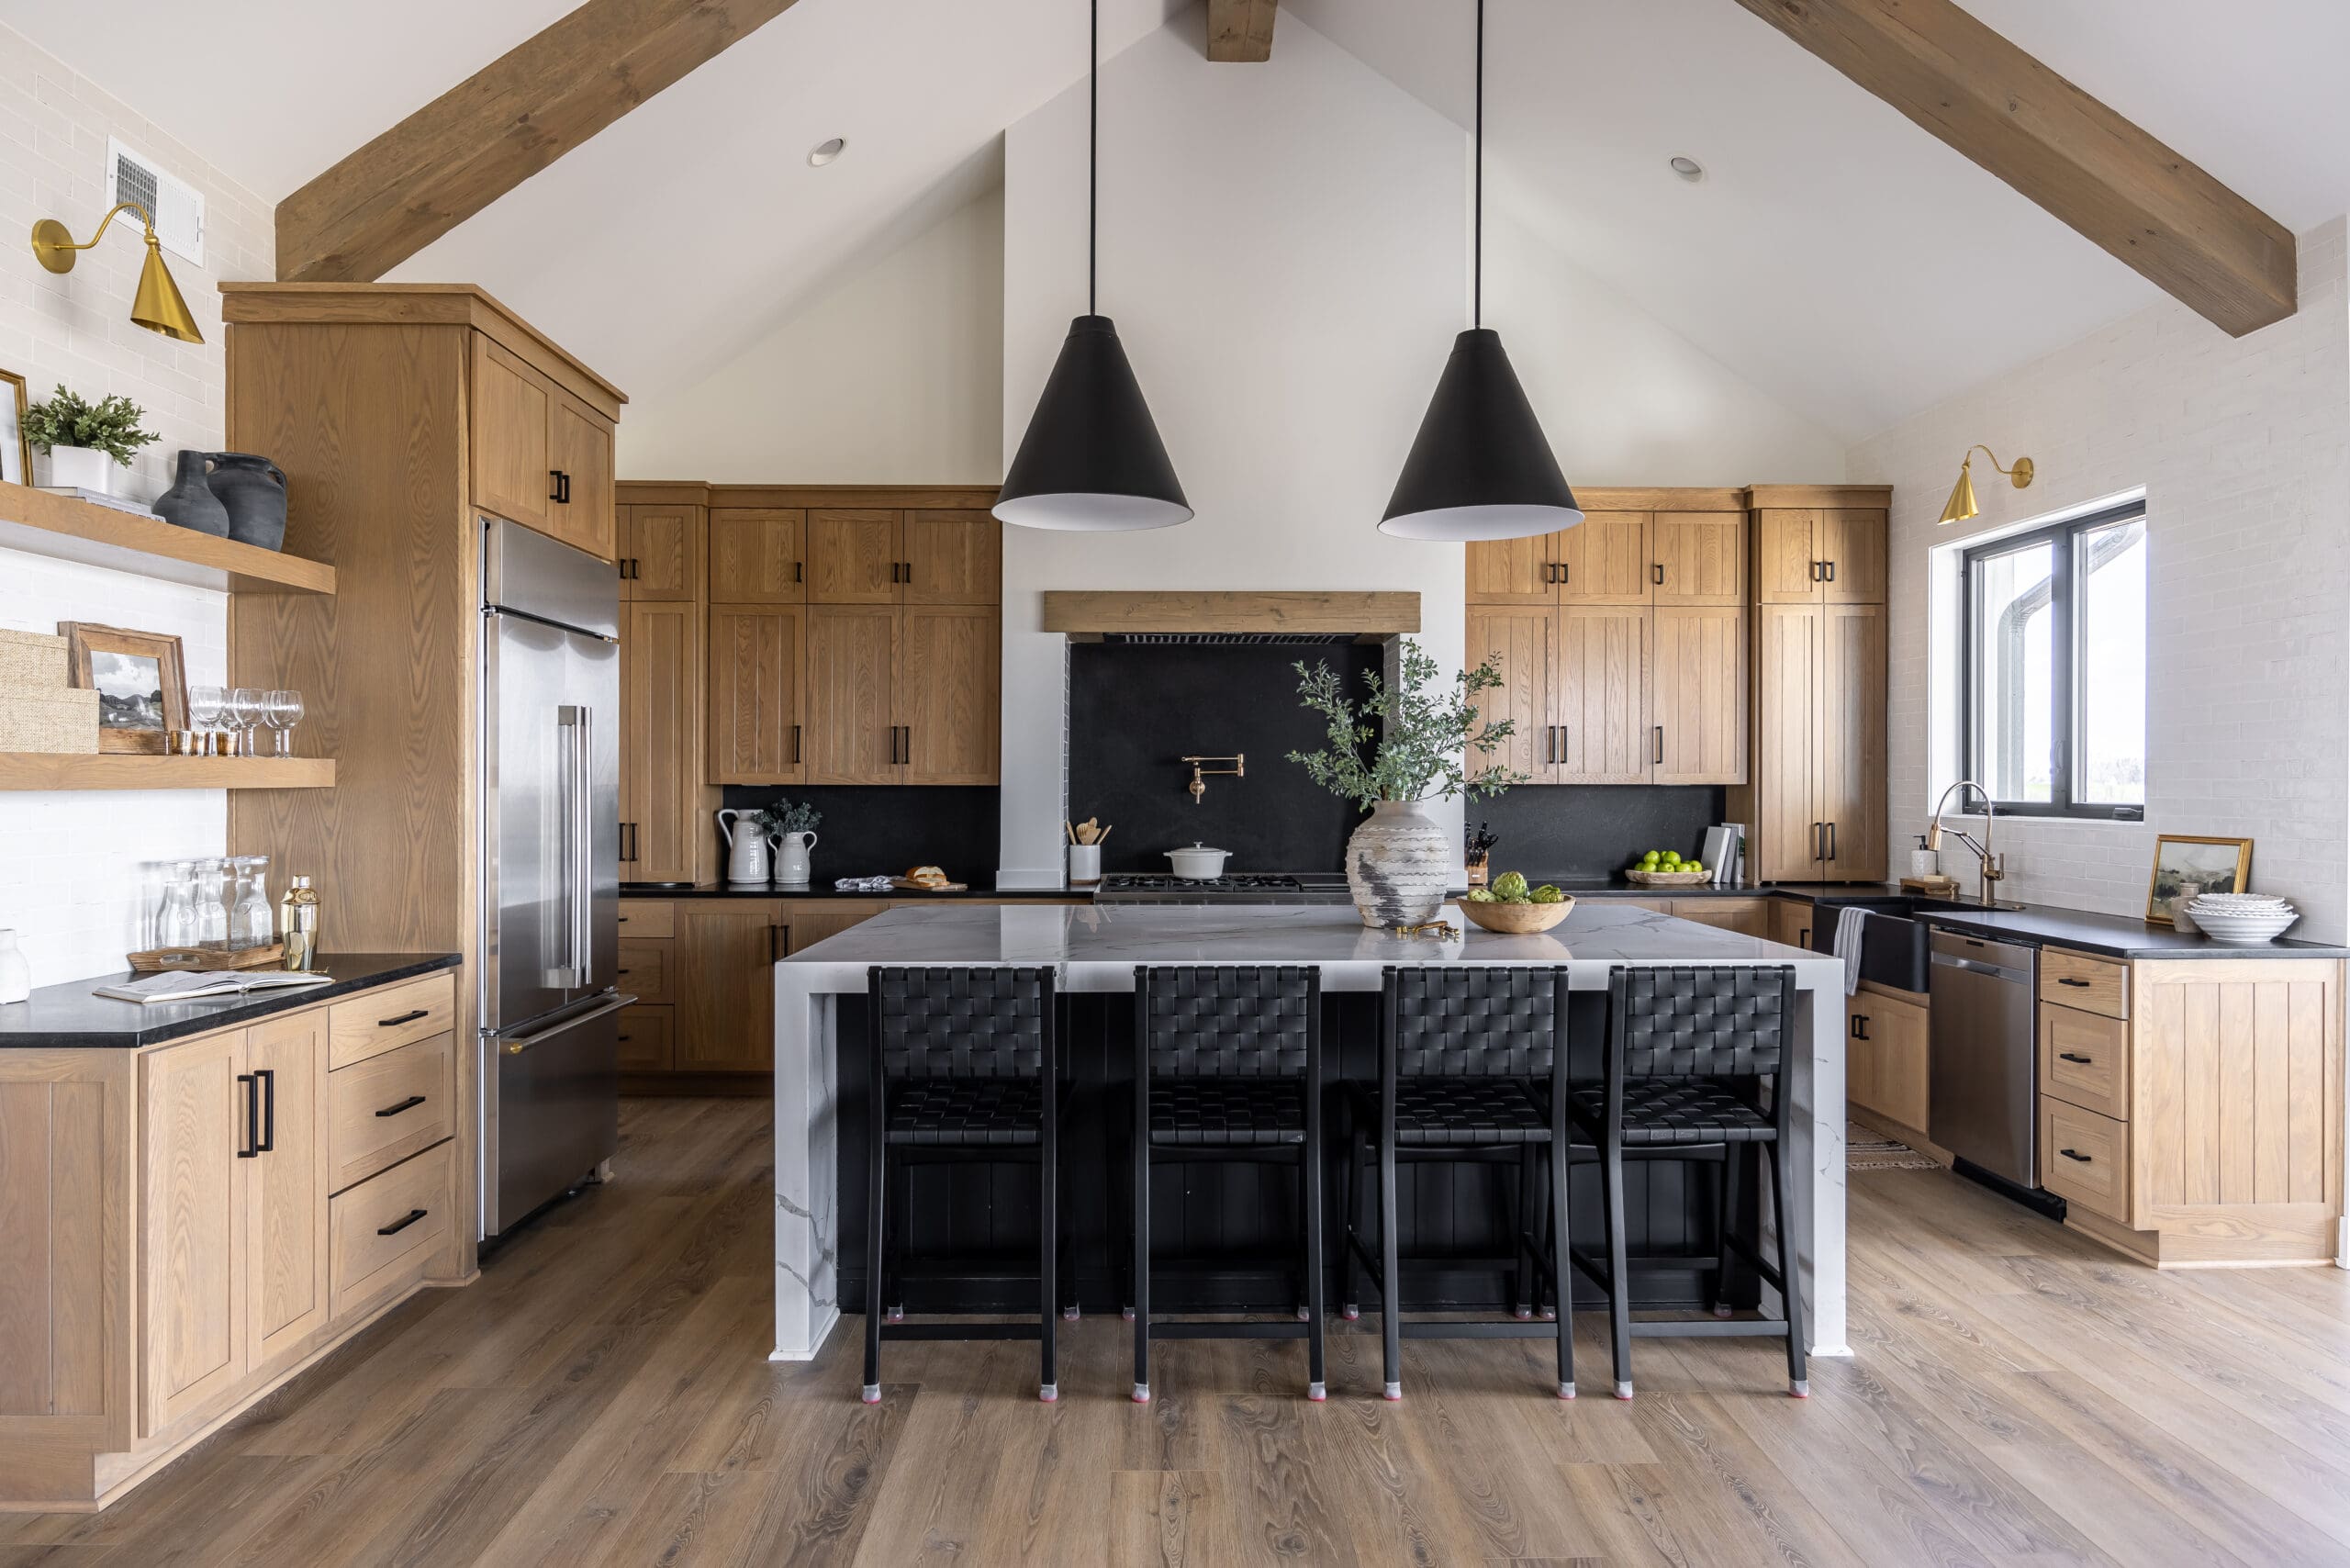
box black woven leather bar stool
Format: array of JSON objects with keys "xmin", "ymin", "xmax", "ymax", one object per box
[
  {"xmin": 1567, "ymin": 964, "xmax": 1807, "ymax": 1401},
  {"xmin": 863, "ymin": 965, "xmax": 1069, "ymax": 1405},
  {"xmin": 1344, "ymin": 965, "xmax": 1574, "ymax": 1401},
  {"xmin": 1130, "ymin": 965, "xmax": 1326, "ymax": 1403}
]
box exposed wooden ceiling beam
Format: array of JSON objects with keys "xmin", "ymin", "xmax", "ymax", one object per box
[
  {"xmin": 275, "ymin": 0, "xmax": 800, "ymax": 284},
  {"xmin": 1731, "ymin": 0, "xmax": 2294, "ymax": 337},
  {"xmin": 1207, "ymin": 0, "xmax": 1277, "ymax": 62}
]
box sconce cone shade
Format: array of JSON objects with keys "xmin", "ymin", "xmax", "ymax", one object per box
[
  {"xmin": 1380, "ymin": 329, "xmax": 1581, "ymax": 541},
  {"xmin": 995, "ymin": 315, "xmax": 1190, "ymax": 532},
  {"xmin": 1939, "ymin": 461, "xmax": 1979, "ymax": 526},
  {"xmin": 132, "ymin": 236, "xmax": 203, "ymax": 344}
]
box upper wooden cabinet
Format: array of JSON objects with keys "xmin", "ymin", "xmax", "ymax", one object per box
[
  {"xmin": 1750, "ymin": 491, "xmax": 1890, "ymax": 605},
  {"xmin": 1652, "ymin": 605, "xmax": 1746, "ymax": 785},
  {"xmin": 622, "ymin": 599, "xmax": 713, "ymax": 879},
  {"xmin": 621, "ymin": 504, "xmax": 700, "ymax": 601},
  {"xmin": 1556, "ymin": 512, "xmax": 1653, "ymax": 605},
  {"xmin": 809, "ymin": 509, "xmax": 1002, "ymax": 605},
  {"xmin": 706, "ymin": 602, "xmax": 804, "ymax": 786},
  {"xmin": 548, "ymin": 394, "xmax": 615, "ymax": 560},
  {"xmin": 808, "ymin": 510, "xmax": 900, "ymax": 603},
  {"xmin": 903, "ymin": 510, "xmax": 1002, "ymax": 604},
  {"xmin": 1465, "ymin": 534, "xmax": 1553, "ymax": 606},
  {"xmin": 710, "ymin": 508, "xmax": 805, "ymax": 603},
  {"xmin": 1652, "ymin": 512, "xmax": 1746, "ymax": 605},
  {"xmin": 1731, "ymin": 600, "xmax": 1887, "ymax": 882},
  {"xmin": 901, "ymin": 604, "xmax": 1001, "ymax": 784},
  {"xmin": 468, "ymin": 334, "xmax": 618, "ymax": 561},
  {"xmin": 1465, "ymin": 607, "xmax": 1555, "ymax": 783},
  {"xmin": 805, "ymin": 605, "xmax": 900, "ymax": 784},
  {"xmin": 1555, "ymin": 605, "xmax": 1651, "ymax": 782}
]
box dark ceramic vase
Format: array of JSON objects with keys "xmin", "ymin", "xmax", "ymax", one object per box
[
  {"xmin": 154, "ymin": 450, "xmax": 229, "ymax": 536},
  {"xmin": 207, "ymin": 453, "xmax": 288, "ymax": 551}
]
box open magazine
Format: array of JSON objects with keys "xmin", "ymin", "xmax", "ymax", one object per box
[{"xmin": 95, "ymin": 969, "xmax": 334, "ymax": 1005}]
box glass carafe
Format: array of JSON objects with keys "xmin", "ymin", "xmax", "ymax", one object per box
[
  {"xmin": 155, "ymin": 862, "xmax": 200, "ymax": 950},
  {"xmin": 195, "ymin": 858, "xmax": 231, "ymax": 951},
  {"xmin": 230, "ymin": 857, "xmax": 274, "ymax": 950}
]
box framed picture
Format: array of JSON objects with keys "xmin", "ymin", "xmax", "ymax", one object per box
[
  {"xmin": 59, "ymin": 622, "xmax": 186, "ymax": 755},
  {"xmin": 2146, "ymin": 834, "xmax": 2253, "ymax": 924},
  {"xmin": 0, "ymin": 368, "xmax": 27, "ymax": 487}
]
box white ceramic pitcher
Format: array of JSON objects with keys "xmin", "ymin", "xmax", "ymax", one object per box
[
  {"xmin": 716, "ymin": 809, "xmax": 775, "ymax": 884},
  {"xmin": 775, "ymin": 831, "xmax": 817, "ymax": 885}
]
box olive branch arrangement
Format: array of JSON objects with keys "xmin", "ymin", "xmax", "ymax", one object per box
[{"xmin": 1287, "ymin": 641, "xmax": 1528, "ymax": 811}]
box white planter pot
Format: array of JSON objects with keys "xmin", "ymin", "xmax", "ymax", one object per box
[
  {"xmin": 48, "ymin": 445, "xmax": 117, "ymax": 495},
  {"xmin": 775, "ymin": 831, "xmax": 816, "ymax": 885},
  {"xmin": 1346, "ymin": 799, "xmax": 1452, "ymax": 928}
]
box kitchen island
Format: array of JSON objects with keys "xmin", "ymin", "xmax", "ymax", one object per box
[{"xmin": 770, "ymin": 901, "xmax": 1849, "ymax": 1365}]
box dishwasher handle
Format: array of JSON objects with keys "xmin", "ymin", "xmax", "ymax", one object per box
[{"xmin": 1930, "ymin": 950, "xmax": 2032, "ymax": 985}]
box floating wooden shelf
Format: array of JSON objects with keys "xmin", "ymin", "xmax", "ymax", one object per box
[
  {"xmin": 0, "ymin": 480, "xmax": 335, "ymax": 596},
  {"xmin": 0, "ymin": 754, "xmax": 336, "ymax": 791}
]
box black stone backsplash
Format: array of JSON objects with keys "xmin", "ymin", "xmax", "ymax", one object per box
[
  {"xmin": 714, "ymin": 785, "xmax": 998, "ymax": 885},
  {"xmin": 1069, "ymin": 641, "xmax": 1381, "ymax": 874},
  {"xmin": 1473, "ymin": 784, "xmax": 1729, "ymax": 879}
]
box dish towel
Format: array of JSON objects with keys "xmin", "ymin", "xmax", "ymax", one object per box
[
  {"xmin": 1831, "ymin": 906, "xmax": 1868, "ymax": 997},
  {"xmin": 834, "ymin": 876, "xmax": 895, "ymax": 892}
]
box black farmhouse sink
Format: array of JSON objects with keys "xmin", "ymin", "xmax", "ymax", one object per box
[{"xmin": 1808, "ymin": 895, "xmax": 2019, "ymax": 992}]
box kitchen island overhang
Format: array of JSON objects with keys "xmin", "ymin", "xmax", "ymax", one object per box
[{"xmin": 770, "ymin": 901, "xmax": 1852, "ymax": 1364}]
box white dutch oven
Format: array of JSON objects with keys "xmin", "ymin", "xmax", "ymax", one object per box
[{"xmin": 1165, "ymin": 843, "xmax": 1232, "ymax": 879}]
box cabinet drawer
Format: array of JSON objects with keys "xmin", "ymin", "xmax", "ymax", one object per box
[
  {"xmin": 329, "ymin": 1033, "xmax": 455, "ymax": 1193},
  {"xmin": 2040, "ymin": 1004, "xmax": 2130, "ymax": 1122},
  {"xmin": 618, "ymin": 938, "xmax": 674, "ymax": 1003},
  {"xmin": 330, "ymin": 1141, "xmax": 453, "ymax": 1323},
  {"xmin": 620, "ymin": 1002, "xmax": 675, "ymax": 1072},
  {"xmin": 2041, "ymin": 1099, "xmax": 2130, "ymax": 1223},
  {"xmin": 2041, "ymin": 948, "xmax": 2127, "ymax": 1020},
  {"xmin": 330, "ymin": 972, "xmax": 457, "ymax": 1070},
  {"xmin": 619, "ymin": 901, "xmax": 676, "ymax": 939}
]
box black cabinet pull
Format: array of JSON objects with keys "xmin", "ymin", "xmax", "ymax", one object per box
[
  {"xmin": 1850, "ymin": 1014, "xmax": 1870, "ymax": 1040},
  {"xmin": 376, "ymin": 1208, "xmax": 429, "ymax": 1237},
  {"xmin": 256, "ymin": 1068, "xmax": 275, "ymax": 1153},
  {"xmin": 794, "ymin": 560, "xmax": 803, "ymax": 583},
  {"xmin": 237, "ymin": 1072, "xmax": 261, "ymax": 1158},
  {"xmin": 1651, "ymin": 562, "xmax": 1664, "ymax": 586},
  {"xmin": 378, "ymin": 1008, "xmax": 431, "ymax": 1027},
  {"xmin": 902, "ymin": 561, "xmax": 912, "ymax": 586},
  {"xmin": 2057, "ymin": 977, "xmax": 2090, "ymax": 988},
  {"xmin": 1825, "ymin": 822, "xmax": 1838, "ymax": 860},
  {"xmin": 550, "ymin": 470, "xmax": 564, "ymax": 502},
  {"xmin": 1812, "ymin": 823, "xmax": 1824, "ymax": 860},
  {"xmin": 2057, "ymin": 1148, "xmax": 2092, "ymax": 1163},
  {"xmin": 792, "ymin": 723, "xmax": 802, "ymax": 765},
  {"xmin": 1652, "ymin": 725, "xmax": 1663, "ymax": 766},
  {"xmin": 1823, "ymin": 559, "xmax": 1836, "ymax": 582},
  {"xmin": 1798, "ymin": 928, "xmax": 1810, "ymax": 946},
  {"xmin": 375, "ymin": 1094, "xmax": 429, "ymax": 1118},
  {"xmin": 769, "ymin": 924, "xmax": 786, "ymax": 962},
  {"xmin": 1542, "ymin": 725, "xmax": 1554, "ymax": 765},
  {"xmin": 2058, "ymin": 1052, "xmax": 2093, "ymax": 1064}
]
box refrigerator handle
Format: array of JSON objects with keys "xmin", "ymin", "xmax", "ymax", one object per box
[
  {"xmin": 555, "ymin": 704, "xmax": 591, "ymax": 988},
  {"xmin": 575, "ymin": 705, "xmax": 595, "ymax": 981}
]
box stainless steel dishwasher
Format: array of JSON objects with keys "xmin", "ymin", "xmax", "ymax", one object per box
[{"xmin": 1928, "ymin": 930, "xmax": 2039, "ymax": 1187}]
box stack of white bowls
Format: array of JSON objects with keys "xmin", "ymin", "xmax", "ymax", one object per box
[{"xmin": 2183, "ymin": 892, "xmax": 2299, "ymax": 944}]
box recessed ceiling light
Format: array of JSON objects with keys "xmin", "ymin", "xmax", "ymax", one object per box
[
  {"xmin": 1669, "ymin": 155, "xmax": 1705, "ymax": 183},
  {"xmin": 808, "ymin": 138, "xmax": 846, "ymax": 167}
]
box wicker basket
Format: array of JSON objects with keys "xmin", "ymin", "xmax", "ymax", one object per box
[
  {"xmin": 0, "ymin": 627, "xmax": 70, "ymax": 689},
  {"xmin": 1623, "ymin": 868, "xmax": 1713, "ymax": 888},
  {"xmin": 0, "ymin": 688, "xmax": 100, "ymax": 752}
]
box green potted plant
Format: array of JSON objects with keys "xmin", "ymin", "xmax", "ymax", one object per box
[
  {"xmin": 22, "ymin": 385, "xmax": 158, "ymax": 497},
  {"xmin": 1289, "ymin": 641, "xmax": 1525, "ymax": 926}
]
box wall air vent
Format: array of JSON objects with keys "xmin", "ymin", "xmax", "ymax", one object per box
[{"xmin": 109, "ymin": 138, "xmax": 203, "ymax": 266}]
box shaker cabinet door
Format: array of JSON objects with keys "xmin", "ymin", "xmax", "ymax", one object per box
[
  {"xmin": 549, "ymin": 395, "xmax": 616, "ymax": 562},
  {"xmin": 805, "ymin": 606, "xmax": 900, "ymax": 784},
  {"xmin": 807, "ymin": 510, "xmax": 901, "ymax": 604},
  {"xmin": 244, "ymin": 1010, "xmax": 330, "ymax": 1381},
  {"xmin": 624, "ymin": 599, "xmax": 710, "ymax": 879},
  {"xmin": 469, "ymin": 337, "xmax": 554, "ymax": 532},
  {"xmin": 677, "ymin": 902, "xmax": 781, "ymax": 1072},
  {"xmin": 1465, "ymin": 534, "xmax": 1556, "ymax": 605},
  {"xmin": 1652, "ymin": 512, "xmax": 1746, "ymax": 605},
  {"xmin": 710, "ymin": 509, "xmax": 806, "ymax": 604},
  {"xmin": 901, "ymin": 510, "xmax": 1001, "ymax": 604},
  {"xmin": 1751, "ymin": 604, "xmax": 1821, "ymax": 882},
  {"xmin": 1464, "ymin": 607, "xmax": 1555, "ymax": 784},
  {"xmin": 1556, "ymin": 512, "xmax": 1652, "ymax": 605},
  {"xmin": 1651, "ymin": 606, "xmax": 1745, "ymax": 785},
  {"xmin": 1554, "ymin": 606, "xmax": 1650, "ymax": 783},
  {"xmin": 1817, "ymin": 603, "xmax": 1888, "ymax": 880},
  {"xmin": 705, "ymin": 604, "xmax": 803, "ymax": 786},
  {"xmin": 626, "ymin": 505, "xmax": 701, "ymax": 601},
  {"xmin": 898, "ymin": 605, "xmax": 999, "ymax": 784},
  {"xmin": 141, "ymin": 1032, "xmax": 249, "ymax": 1436}
]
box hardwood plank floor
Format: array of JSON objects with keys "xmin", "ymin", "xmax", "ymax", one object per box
[{"xmin": 25, "ymin": 1096, "xmax": 2350, "ymax": 1566}]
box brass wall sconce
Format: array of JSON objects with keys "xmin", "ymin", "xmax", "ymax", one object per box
[
  {"xmin": 1938, "ymin": 444, "xmax": 2032, "ymax": 525},
  {"xmin": 1181, "ymin": 754, "xmax": 1244, "ymax": 803},
  {"xmin": 29, "ymin": 202, "xmax": 204, "ymax": 344}
]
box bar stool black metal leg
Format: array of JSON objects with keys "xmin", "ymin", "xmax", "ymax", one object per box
[
  {"xmin": 1602, "ymin": 1137, "xmax": 1632, "ymax": 1399},
  {"xmin": 1768, "ymin": 1137, "xmax": 1808, "ymax": 1397},
  {"xmin": 1379, "ymin": 1131, "xmax": 1403, "ymax": 1401},
  {"xmin": 1550, "ymin": 1143, "xmax": 1575, "ymax": 1399},
  {"xmin": 1512, "ymin": 1145, "xmax": 1537, "ymax": 1319},
  {"xmin": 1040, "ymin": 1103, "xmax": 1059, "ymax": 1402},
  {"xmin": 885, "ymin": 1157, "xmax": 909, "ymax": 1322},
  {"xmin": 1340, "ymin": 1126, "xmax": 1363, "ymax": 1321},
  {"xmin": 1304, "ymin": 1096, "xmax": 1326, "ymax": 1401},
  {"xmin": 1713, "ymin": 1143, "xmax": 1742, "ymax": 1317},
  {"xmin": 1133, "ymin": 1075, "xmax": 1152, "ymax": 1402},
  {"xmin": 862, "ymin": 1117, "xmax": 886, "ymax": 1405}
]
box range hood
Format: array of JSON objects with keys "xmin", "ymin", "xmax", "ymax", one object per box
[{"xmin": 1041, "ymin": 590, "xmax": 1418, "ymax": 645}]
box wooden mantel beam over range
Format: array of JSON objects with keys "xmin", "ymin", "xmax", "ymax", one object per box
[
  {"xmin": 1731, "ymin": 0, "xmax": 2296, "ymax": 337},
  {"xmin": 275, "ymin": 0, "xmax": 800, "ymax": 284},
  {"xmin": 1207, "ymin": 0, "xmax": 1277, "ymax": 62}
]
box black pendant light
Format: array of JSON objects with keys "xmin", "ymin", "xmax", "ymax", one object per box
[
  {"xmin": 995, "ymin": 0, "xmax": 1191, "ymax": 532},
  {"xmin": 1379, "ymin": 0, "xmax": 1580, "ymax": 542}
]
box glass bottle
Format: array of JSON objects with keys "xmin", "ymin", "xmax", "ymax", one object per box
[
  {"xmin": 280, "ymin": 876, "xmax": 321, "ymax": 972},
  {"xmin": 232, "ymin": 857, "xmax": 274, "ymax": 950},
  {"xmin": 156, "ymin": 862, "xmax": 199, "ymax": 950},
  {"xmin": 196, "ymin": 859, "xmax": 231, "ymax": 951}
]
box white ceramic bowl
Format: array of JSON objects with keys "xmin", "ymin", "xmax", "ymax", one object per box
[{"xmin": 2188, "ymin": 909, "xmax": 2298, "ymax": 945}]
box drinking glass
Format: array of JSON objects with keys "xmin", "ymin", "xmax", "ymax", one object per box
[
  {"xmin": 186, "ymin": 685, "xmax": 225, "ymax": 756},
  {"xmin": 264, "ymin": 689, "xmax": 303, "ymax": 756},
  {"xmin": 226, "ymin": 689, "xmax": 263, "ymax": 757}
]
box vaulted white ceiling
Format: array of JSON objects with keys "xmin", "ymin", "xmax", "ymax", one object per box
[{"xmin": 5, "ymin": 0, "xmax": 2344, "ymax": 439}]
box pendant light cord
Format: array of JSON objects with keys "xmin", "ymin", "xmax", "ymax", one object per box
[
  {"xmin": 1473, "ymin": 0, "xmax": 1483, "ymax": 328},
  {"xmin": 1089, "ymin": 0, "xmax": 1099, "ymax": 318}
]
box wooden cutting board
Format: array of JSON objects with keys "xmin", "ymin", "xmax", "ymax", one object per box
[{"xmin": 891, "ymin": 879, "xmax": 969, "ymax": 892}]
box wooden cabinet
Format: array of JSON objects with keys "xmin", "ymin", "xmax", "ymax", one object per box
[
  {"xmin": 1465, "ymin": 607, "xmax": 1554, "ymax": 783},
  {"xmin": 140, "ymin": 1032, "xmax": 248, "ymax": 1436},
  {"xmin": 1751, "ymin": 503, "xmax": 1887, "ymax": 606},
  {"xmin": 904, "ymin": 510, "xmax": 1002, "ymax": 604},
  {"xmin": 621, "ymin": 505, "xmax": 700, "ymax": 601},
  {"xmin": 2040, "ymin": 1003, "xmax": 2128, "ymax": 1122},
  {"xmin": 622, "ymin": 599, "xmax": 712, "ymax": 881},
  {"xmin": 706, "ymin": 603, "xmax": 804, "ymax": 786},
  {"xmin": 1731, "ymin": 594, "xmax": 1886, "ymax": 883},
  {"xmin": 1652, "ymin": 512, "xmax": 1745, "ymax": 605},
  {"xmin": 785, "ymin": 900, "xmax": 891, "ymax": 952},
  {"xmin": 1665, "ymin": 897, "xmax": 1771, "ymax": 936},
  {"xmin": 1770, "ymin": 897, "xmax": 1812, "ymax": 950},
  {"xmin": 468, "ymin": 336, "xmax": 617, "ymax": 561},
  {"xmin": 710, "ymin": 509, "xmax": 804, "ymax": 603},
  {"xmin": 1817, "ymin": 604, "xmax": 1887, "ymax": 879},
  {"xmin": 243, "ymin": 1012, "xmax": 331, "ymax": 1382},
  {"xmin": 1556, "ymin": 606, "xmax": 1650, "ymax": 783},
  {"xmin": 806, "ymin": 606, "xmax": 898, "ymax": 784},
  {"xmin": 548, "ymin": 394, "xmax": 616, "ymax": 560},
  {"xmin": 1555, "ymin": 511, "xmax": 1653, "ymax": 604},
  {"xmin": 809, "ymin": 510, "xmax": 901, "ymax": 603},
  {"xmin": 1845, "ymin": 986, "xmax": 1928, "ymax": 1133},
  {"xmin": 619, "ymin": 1004, "xmax": 676, "ymax": 1073},
  {"xmin": 326, "ymin": 1033, "xmax": 454, "ymax": 1194},
  {"xmin": 1464, "ymin": 533, "xmax": 1553, "ymax": 605},
  {"xmin": 677, "ymin": 901, "xmax": 784, "ymax": 1072},
  {"xmin": 901, "ymin": 605, "xmax": 1001, "ymax": 784},
  {"xmin": 1651, "ymin": 605, "xmax": 1745, "ymax": 785}
]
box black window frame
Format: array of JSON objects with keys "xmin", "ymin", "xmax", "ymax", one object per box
[{"xmin": 1958, "ymin": 498, "xmax": 2147, "ymax": 820}]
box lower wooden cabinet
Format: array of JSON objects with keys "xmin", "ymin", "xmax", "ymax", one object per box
[
  {"xmin": 677, "ymin": 900, "xmax": 785, "ymax": 1072},
  {"xmin": 619, "ymin": 1003, "xmax": 676, "ymax": 1072},
  {"xmin": 245, "ymin": 1010, "xmax": 333, "ymax": 1383},
  {"xmin": 1662, "ymin": 897, "xmax": 1771, "ymax": 936},
  {"xmin": 329, "ymin": 1141, "xmax": 455, "ymax": 1323},
  {"xmin": 1845, "ymin": 985, "xmax": 1929, "ymax": 1134},
  {"xmin": 140, "ymin": 1030, "xmax": 250, "ymax": 1436},
  {"xmin": 1769, "ymin": 897, "xmax": 1813, "ymax": 950}
]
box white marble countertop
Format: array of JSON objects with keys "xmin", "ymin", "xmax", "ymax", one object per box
[{"xmin": 778, "ymin": 900, "xmax": 1838, "ymax": 991}]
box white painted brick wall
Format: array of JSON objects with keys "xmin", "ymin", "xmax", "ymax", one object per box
[
  {"xmin": 0, "ymin": 22, "xmax": 274, "ymax": 987},
  {"xmin": 1852, "ymin": 219, "xmax": 2350, "ymax": 943}
]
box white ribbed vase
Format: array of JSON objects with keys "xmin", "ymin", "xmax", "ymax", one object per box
[{"xmin": 1346, "ymin": 799, "xmax": 1452, "ymax": 928}]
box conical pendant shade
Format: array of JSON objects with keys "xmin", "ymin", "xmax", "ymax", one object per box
[
  {"xmin": 1939, "ymin": 461, "xmax": 1979, "ymax": 526},
  {"xmin": 131, "ymin": 234, "xmax": 203, "ymax": 344},
  {"xmin": 1379, "ymin": 329, "xmax": 1580, "ymax": 541},
  {"xmin": 995, "ymin": 315, "xmax": 1191, "ymax": 532}
]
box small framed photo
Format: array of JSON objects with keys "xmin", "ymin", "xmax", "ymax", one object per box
[
  {"xmin": 0, "ymin": 368, "xmax": 28, "ymax": 486},
  {"xmin": 2146, "ymin": 834, "xmax": 2252, "ymax": 924},
  {"xmin": 60, "ymin": 622, "xmax": 187, "ymax": 755}
]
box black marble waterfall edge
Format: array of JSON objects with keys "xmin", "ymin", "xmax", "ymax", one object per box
[
  {"xmin": 713, "ymin": 784, "xmax": 1000, "ymax": 885},
  {"xmin": 834, "ymin": 991, "xmax": 1754, "ymax": 1316}
]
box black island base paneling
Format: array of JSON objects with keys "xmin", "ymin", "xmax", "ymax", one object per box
[{"xmin": 835, "ymin": 991, "xmax": 1741, "ymax": 1316}]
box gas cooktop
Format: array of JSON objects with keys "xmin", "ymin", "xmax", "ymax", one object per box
[{"xmin": 1094, "ymin": 872, "xmax": 1353, "ymax": 904}]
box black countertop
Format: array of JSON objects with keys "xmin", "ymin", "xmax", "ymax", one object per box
[
  {"xmin": 0, "ymin": 952, "xmax": 462, "ymax": 1049},
  {"xmin": 622, "ymin": 882, "xmax": 1076, "ymax": 901}
]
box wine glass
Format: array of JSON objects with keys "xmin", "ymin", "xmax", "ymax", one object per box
[
  {"xmin": 186, "ymin": 685, "xmax": 225, "ymax": 756},
  {"xmin": 264, "ymin": 689, "xmax": 303, "ymax": 756},
  {"xmin": 226, "ymin": 689, "xmax": 263, "ymax": 757}
]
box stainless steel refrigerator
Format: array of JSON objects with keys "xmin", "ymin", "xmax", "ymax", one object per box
[{"xmin": 478, "ymin": 517, "xmax": 627, "ymax": 1238}]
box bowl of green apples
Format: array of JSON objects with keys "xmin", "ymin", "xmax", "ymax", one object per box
[
  {"xmin": 1623, "ymin": 848, "xmax": 1711, "ymax": 887},
  {"xmin": 1459, "ymin": 872, "xmax": 1573, "ymax": 933}
]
